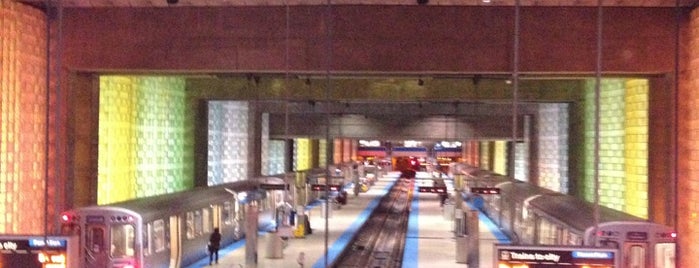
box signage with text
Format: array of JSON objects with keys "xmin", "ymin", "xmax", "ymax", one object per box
[
  {"xmin": 0, "ymin": 236, "xmax": 76, "ymax": 268},
  {"xmin": 418, "ymin": 186, "xmax": 447, "ymax": 193},
  {"xmin": 495, "ymin": 245, "xmax": 618, "ymax": 267}
]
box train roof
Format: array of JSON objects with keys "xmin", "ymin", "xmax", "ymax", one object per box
[
  {"xmin": 77, "ymin": 179, "xmax": 270, "ymax": 222},
  {"xmin": 527, "ymin": 194, "xmax": 646, "ymax": 232},
  {"xmin": 498, "ymin": 180, "xmax": 558, "ymax": 200}
]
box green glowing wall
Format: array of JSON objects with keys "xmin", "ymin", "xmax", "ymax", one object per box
[
  {"xmin": 582, "ymin": 79, "xmax": 648, "ymax": 218},
  {"xmin": 98, "ymin": 76, "xmax": 193, "ymax": 204}
]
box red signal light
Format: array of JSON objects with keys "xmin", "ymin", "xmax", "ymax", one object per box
[{"xmin": 60, "ymin": 213, "xmax": 72, "ymax": 223}]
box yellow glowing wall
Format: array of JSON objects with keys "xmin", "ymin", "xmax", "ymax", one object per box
[
  {"xmin": 624, "ymin": 79, "xmax": 649, "ymax": 218},
  {"xmin": 582, "ymin": 79, "xmax": 648, "ymax": 218},
  {"xmin": 318, "ymin": 139, "xmax": 327, "ymax": 168},
  {"xmin": 0, "ymin": 0, "xmax": 48, "ymax": 234},
  {"xmin": 493, "ymin": 141, "xmax": 508, "ymax": 176},
  {"xmin": 480, "ymin": 141, "xmax": 490, "ymax": 171},
  {"xmin": 98, "ymin": 76, "xmax": 193, "ymax": 204},
  {"xmin": 294, "ymin": 138, "xmax": 312, "ymax": 171}
]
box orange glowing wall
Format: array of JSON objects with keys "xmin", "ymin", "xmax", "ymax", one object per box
[
  {"xmin": 0, "ymin": 0, "xmax": 48, "ymax": 234},
  {"xmin": 678, "ymin": 8, "xmax": 699, "ymax": 267}
]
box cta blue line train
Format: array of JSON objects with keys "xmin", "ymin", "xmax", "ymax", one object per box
[
  {"xmin": 453, "ymin": 163, "xmax": 677, "ymax": 268},
  {"xmin": 59, "ymin": 177, "xmax": 287, "ymax": 268}
]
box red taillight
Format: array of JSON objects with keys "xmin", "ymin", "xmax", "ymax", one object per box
[{"xmin": 60, "ymin": 213, "xmax": 71, "ymax": 223}]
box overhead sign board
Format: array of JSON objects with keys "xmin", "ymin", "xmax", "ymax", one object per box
[
  {"xmin": 418, "ymin": 186, "xmax": 447, "ymax": 193},
  {"xmin": 495, "ymin": 245, "xmax": 618, "ymax": 267},
  {"xmin": 470, "ymin": 187, "xmax": 501, "ymax": 194},
  {"xmin": 260, "ymin": 183, "xmax": 289, "ymax": 190}
]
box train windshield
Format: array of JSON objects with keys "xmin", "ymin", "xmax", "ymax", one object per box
[
  {"xmin": 111, "ymin": 224, "xmax": 135, "ymax": 258},
  {"xmin": 655, "ymin": 243, "xmax": 676, "ymax": 268}
]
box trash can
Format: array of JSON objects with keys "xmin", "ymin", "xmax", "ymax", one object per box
[
  {"xmin": 453, "ymin": 209, "xmax": 464, "ymax": 236},
  {"xmin": 443, "ymin": 203, "xmax": 455, "ymax": 220},
  {"xmin": 265, "ymin": 233, "xmax": 283, "ymax": 259},
  {"xmin": 455, "ymin": 235, "xmax": 468, "ymax": 264}
]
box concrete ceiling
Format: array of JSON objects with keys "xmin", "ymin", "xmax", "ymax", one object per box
[{"xmin": 18, "ymin": 0, "xmax": 699, "ymax": 8}]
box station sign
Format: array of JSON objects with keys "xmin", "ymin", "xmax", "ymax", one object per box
[
  {"xmin": 311, "ymin": 184, "xmax": 341, "ymax": 191},
  {"xmin": 470, "ymin": 187, "xmax": 501, "ymax": 194},
  {"xmin": 418, "ymin": 186, "xmax": 447, "ymax": 193},
  {"xmin": 495, "ymin": 245, "xmax": 618, "ymax": 267},
  {"xmin": 260, "ymin": 183, "xmax": 289, "ymax": 190},
  {"xmin": 0, "ymin": 236, "xmax": 77, "ymax": 268}
]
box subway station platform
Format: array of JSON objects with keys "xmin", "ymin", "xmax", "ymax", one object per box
[{"xmin": 185, "ymin": 171, "xmax": 509, "ymax": 268}]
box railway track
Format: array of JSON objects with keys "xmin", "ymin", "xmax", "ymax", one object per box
[{"xmin": 333, "ymin": 178, "xmax": 414, "ymax": 268}]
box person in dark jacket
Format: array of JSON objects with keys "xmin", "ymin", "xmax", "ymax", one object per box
[{"xmin": 208, "ymin": 228, "xmax": 222, "ymax": 265}]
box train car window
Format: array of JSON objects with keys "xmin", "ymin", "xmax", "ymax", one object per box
[
  {"xmin": 111, "ymin": 224, "xmax": 135, "ymax": 258},
  {"xmin": 89, "ymin": 227, "xmax": 105, "ymax": 253},
  {"xmin": 203, "ymin": 208, "xmax": 211, "ymax": 234},
  {"xmin": 153, "ymin": 219, "xmax": 166, "ymax": 253},
  {"xmin": 186, "ymin": 212, "xmax": 195, "ymax": 239},
  {"xmin": 626, "ymin": 245, "xmax": 646, "ymax": 268},
  {"xmin": 194, "ymin": 210, "xmax": 204, "ymax": 236},
  {"xmin": 655, "ymin": 243, "xmax": 676, "ymax": 268},
  {"xmin": 143, "ymin": 223, "xmax": 150, "ymax": 256},
  {"xmin": 223, "ymin": 201, "xmax": 233, "ymax": 225}
]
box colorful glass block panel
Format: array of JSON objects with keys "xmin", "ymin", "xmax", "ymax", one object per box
[
  {"xmin": 0, "ymin": 0, "xmax": 47, "ymax": 234},
  {"xmin": 493, "ymin": 141, "xmax": 507, "ymax": 175},
  {"xmin": 294, "ymin": 138, "xmax": 312, "ymax": 171},
  {"xmin": 98, "ymin": 76, "xmax": 192, "ymax": 204},
  {"xmin": 207, "ymin": 101, "xmax": 249, "ymax": 185}
]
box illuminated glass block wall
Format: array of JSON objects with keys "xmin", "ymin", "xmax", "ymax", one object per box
[
  {"xmin": 623, "ymin": 79, "xmax": 649, "ymax": 218},
  {"xmin": 333, "ymin": 139, "xmax": 343, "ymax": 164},
  {"xmin": 538, "ymin": 103, "xmax": 569, "ymax": 193},
  {"xmin": 343, "ymin": 139, "xmax": 352, "ymax": 162},
  {"xmin": 465, "ymin": 140, "xmax": 479, "ymax": 166},
  {"xmin": 582, "ymin": 79, "xmax": 648, "ymax": 218},
  {"xmin": 493, "ymin": 141, "xmax": 507, "ymax": 175},
  {"xmin": 318, "ymin": 139, "xmax": 327, "ymax": 168},
  {"xmin": 480, "ymin": 141, "xmax": 490, "ymax": 171},
  {"xmin": 207, "ymin": 101, "xmax": 249, "ymax": 185},
  {"xmin": 267, "ymin": 140, "xmax": 286, "ymax": 175},
  {"xmin": 98, "ymin": 76, "xmax": 192, "ymax": 204},
  {"xmin": 0, "ymin": 0, "xmax": 47, "ymax": 234},
  {"xmin": 261, "ymin": 113, "xmax": 269, "ymax": 175},
  {"xmin": 294, "ymin": 138, "xmax": 312, "ymax": 171},
  {"xmin": 513, "ymin": 142, "xmax": 528, "ymax": 181}
]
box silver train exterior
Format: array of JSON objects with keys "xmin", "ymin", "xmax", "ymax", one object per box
[
  {"xmin": 59, "ymin": 177, "xmax": 287, "ymax": 268},
  {"xmin": 452, "ymin": 163, "xmax": 677, "ymax": 268}
]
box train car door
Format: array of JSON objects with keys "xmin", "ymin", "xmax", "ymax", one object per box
[
  {"xmin": 623, "ymin": 242, "xmax": 647, "ymax": 268},
  {"xmin": 169, "ymin": 216, "xmax": 182, "ymax": 268},
  {"xmin": 84, "ymin": 224, "xmax": 108, "ymax": 267}
]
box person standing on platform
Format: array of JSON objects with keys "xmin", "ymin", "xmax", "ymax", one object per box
[{"xmin": 208, "ymin": 227, "xmax": 222, "ymax": 265}]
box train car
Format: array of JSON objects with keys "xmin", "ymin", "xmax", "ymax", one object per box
[
  {"xmin": 59, "ymin": 178, "xmax": 288, "ymax": 268},
  {"xmin": 527, "ymin": 194, "xmax": 676, "ymax": 267},
  {"xmin": 455, "ymin": 164, "xmax": 677, "ymax": 268}
]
